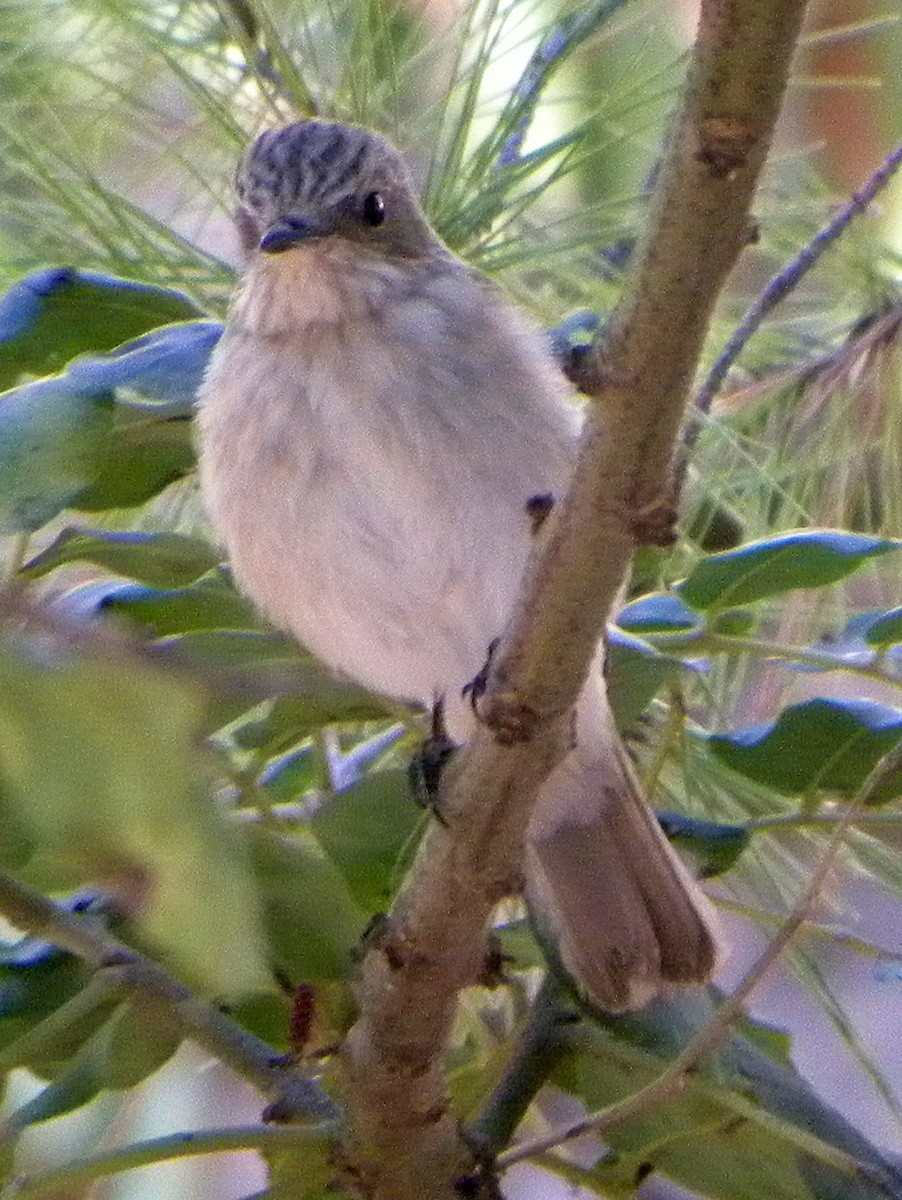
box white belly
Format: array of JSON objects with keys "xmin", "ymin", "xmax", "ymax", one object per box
[{"xmin": 196, "ymin": 266, "xmax": 579, "ymax": 729}]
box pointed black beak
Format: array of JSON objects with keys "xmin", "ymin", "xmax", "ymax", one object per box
[{"xmin": 259, "ymin": 215, "xmax": 330, "ymax": 254}]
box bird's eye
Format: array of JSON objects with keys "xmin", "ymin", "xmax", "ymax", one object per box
[{"xmin": 362, "ymin": 191, "xmax": 385, "ymax": 226}]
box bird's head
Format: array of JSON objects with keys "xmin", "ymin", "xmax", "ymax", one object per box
[{"xmin": 235, "ymin": 120, "xmax": 437, "ymax": 262}]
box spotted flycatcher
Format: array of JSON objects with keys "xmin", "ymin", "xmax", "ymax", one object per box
[{"xmin": 197, "ymin": 120, "xmax": 718, "ymax": 1011}]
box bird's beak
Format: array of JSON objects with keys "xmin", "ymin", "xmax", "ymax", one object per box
[{"xmin": 259, "ymin": 215, "xmax": 330, "ymax": 254}]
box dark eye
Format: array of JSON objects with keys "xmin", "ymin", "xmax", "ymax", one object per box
[{"xmin": 362, "ymin": 191, "xmax": 385, "ymax": 226}]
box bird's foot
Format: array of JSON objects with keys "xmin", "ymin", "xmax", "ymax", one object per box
[
  {"xmin": 462, "ymin": 637, "xmax": 500, "ymax": 713},
  {"xmin": 408, "ymin": 696, "xmax": 457, "ymax": 825}
]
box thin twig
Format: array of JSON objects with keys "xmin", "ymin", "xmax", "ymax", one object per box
[
  {"xmin": 691, "ymin": 138, "xmax": 902, "ymax": 430},
  {"xmin": 496, "ymin": 741, "xmax": 902, "ymax": 1169},
  {"xmin": 746, "ymin": 808, "xmax": 902, "ymax": 832},
  {"xmin": 464, "ymin": 975, "xmax": 573, "ymax": 1160},
  {"xmin": 2, "ymin": 1123, "xmax": 335, "ymax": 1200},
  {"xmin": 0, "ymin": 868, "xmax": 339, "ymax": 1124}
]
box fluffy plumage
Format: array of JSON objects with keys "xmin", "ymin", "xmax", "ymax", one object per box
[{"xmin": 197, "ymin": 120, "xmax": 719, "ymax": 1010}]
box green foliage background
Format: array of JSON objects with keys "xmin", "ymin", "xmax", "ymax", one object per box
[{"xmin": 0, "ymin": 1, "xmax": 901, "ymax": 1197}]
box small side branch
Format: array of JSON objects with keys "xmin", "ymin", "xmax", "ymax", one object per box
[
  {"xmin": 692, "ymin": 137, "xmax": 902, "ymax": 426},
  {"xmin": 0, "ymin": 869, "xmax": 339, "ymax": 1125}
]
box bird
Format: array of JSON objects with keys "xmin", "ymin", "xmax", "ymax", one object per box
[{"xmin": 196, "ymin": 119, "xmax": 719, "ymax": 1011}]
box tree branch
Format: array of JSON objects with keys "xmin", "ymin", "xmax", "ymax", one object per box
[
  {"xmin": 0, "ymin": 869, "xmax": 339, "ymax": 1126},
  {"xmin": 341, "ymin": 1, "xmax": 810, "ymax": 1197}
]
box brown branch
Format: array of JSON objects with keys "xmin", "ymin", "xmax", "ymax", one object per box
[{"xmin": 340, "ymin": 1, "xmax": 810, "ymax": 1197}]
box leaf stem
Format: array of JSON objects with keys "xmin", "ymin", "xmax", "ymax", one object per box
[
  {"xmin": 746, "ymin": 809, "xmax": 902, "ymax": 832},
  {"xmin": 704, "ymin": 631, "xmax": 902, "ymax": 686}
]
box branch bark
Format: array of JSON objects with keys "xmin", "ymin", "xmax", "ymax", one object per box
[{"xmin": 341, "ymin": 2, "xmax": 810, "ymax": 1197}]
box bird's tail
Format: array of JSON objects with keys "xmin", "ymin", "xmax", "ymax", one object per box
[{"xmin": 524, "ymin": 677, "xmax": 720, "ymax": 1012}]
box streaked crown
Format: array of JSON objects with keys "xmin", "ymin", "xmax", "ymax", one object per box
[{"xmin": 237, "ymin": 122, "xmax": 410, "ymax": 226}]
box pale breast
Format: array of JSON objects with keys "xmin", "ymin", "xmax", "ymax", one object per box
[{"xmin": 196, "ymin": 247, "xmax": 581, "ymax": 726}]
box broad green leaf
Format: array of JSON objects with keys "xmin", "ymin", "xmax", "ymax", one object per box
[
  {"xmin": 0, "ymin": 320, "xmax": 218, "ymax": 529},
  {"xmin": 0, "ymin": 948, "xmax": 91, "ymax": 1069},
  {"xmin": 245, "ymin": 828, "xmax": 367, "ymax": 982},
  {"xmin": 861, "ymin": 606, "xmax": 902, "ymax": 648},
  {"xmin": 655, "ymin": 812, "xmax": 750, "ymax": 877},
  {"xmin": 76, "ymin": 414, "xmax": 195, "ymax": 510},
  {"xmin": 700, "ymin": 699, "xmax": 902, "ymax": 802},
  {"xmin": 98, "ymin": 572, "xmax": 260, "ymax": 636},
  {"xmin": 5, "ymin": 1001, "xmax": 182, "ymax": 1131},
  {"xmin": 231, "ymin": 697, "xmax": 327, "ymax": 757},
  {"xmin": 677, "ymin": 531, "xmax": 902, "ymax": 611},
  {"xmin": 257, "ymin": 744, "xmax": 319, "ymax": 803},
  {"xmin": 223, "ymin": 991, "xmax": 293, "ymax": 1051},
  {"xmin": 309, "ymin": 769, "xmax": 422, "ymax": 910},
  {"xmin": 0, "ymin": 385, "xmax": 113, "ymax": 533},
  {"xmin": 0, "ymin": 774, "xmax": 37, "ymax": 869},
  {"xmin": 605, "ymin": 627, "xmax": 707, "ymax": 728},
  {"xmin": 95, "ymin": 1000, "xmax": 183, "ymax": 1089},
  {"xmin": 164, "ymin": 632, "xmax": 396, "ymax": 727},
  {"xmin": 616, "ymin": 593, "xmax": 703, "ymax": 636},
  {"xmin": 75, "ymin": 321, "xmax": 221, "ymax": 415},
  {"xmin": 21, "ymin": 527, "xmax": 221, "ymax": 587},
  {"xmin": 0, "ymin": 269, "xmax": 203, "ymax": 392},
  {"xmin": 0, "ymin": 634, "xmax": 268, "ymax": 995}
]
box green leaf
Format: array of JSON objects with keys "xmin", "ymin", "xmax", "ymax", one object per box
[
  {"xmin": 861, "ymin": 606, "xmax": 902, "ymax": 649},
  {"xmin": 21, "ymin": 527, "xmax": 221, "ymax": 587},
  {"xmin": 257, "ymin": 744, "xmax": 319, "ymax": 803},
  {"xmin": 605, "ymin": 628, "xmax": 707, "ymax": 728},
  {"xmin": 98, "ymin": 572, "xmax": 260, "ymax": 636},
  {"xmin": 231, "ymin": 698, "xmax": 325, "ymax": 757},
  {"xmin": 0, "ymin": 269, "xmax": 203, "ymax": 392},
  {"xmin": 245, "ymin": 828, "xmax": 367, "ymax": 982},
  {"xmin": 0, "ymin": 949, "xmax": 91, "ymax": 1070},
  {"xmin": 655, "ymin": 812, "xmax": 750, "ymax": 877},
  {"xmin": 0, "ymin": 633, "xmax": 268, "ymax": 996},
  {"xmin": 555, "ymin": 991, "xmax": 902, "ymax": 1200},
  {"xmin": 6, "ymin": 1000, "xmax": 182, "ymax": 1130},
  {"xmin": 700, "ymin": 699, "xmax": 902, "ymax": 802},
  {"xmin": 76, "ymin": 414, "xmax": 195, "ymax": 510},
  {"xmin": 222, "ymin": 990, "xmax": 293, "ymax": 1051},
  {"xmin": 164, "ymin": 632, "xmax": 396, "ymax": 728},
  {"xmin": 677, "ymin": 531, "xmax": 902, "ymax": 611},
  {"xmin": 616, "ymin": 593, "xmax": 703, "ymax": 636},
  {"xmin": 0, "ymin": 385, "xmax": 114, "ymax": 533},
  {"xmin": 96, "ymin": 1000, "xmax": 183, "ymax": 1089},
  {"xmin": 309, "ymin": 769, "xmax": 422, "ymax": 910}
]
